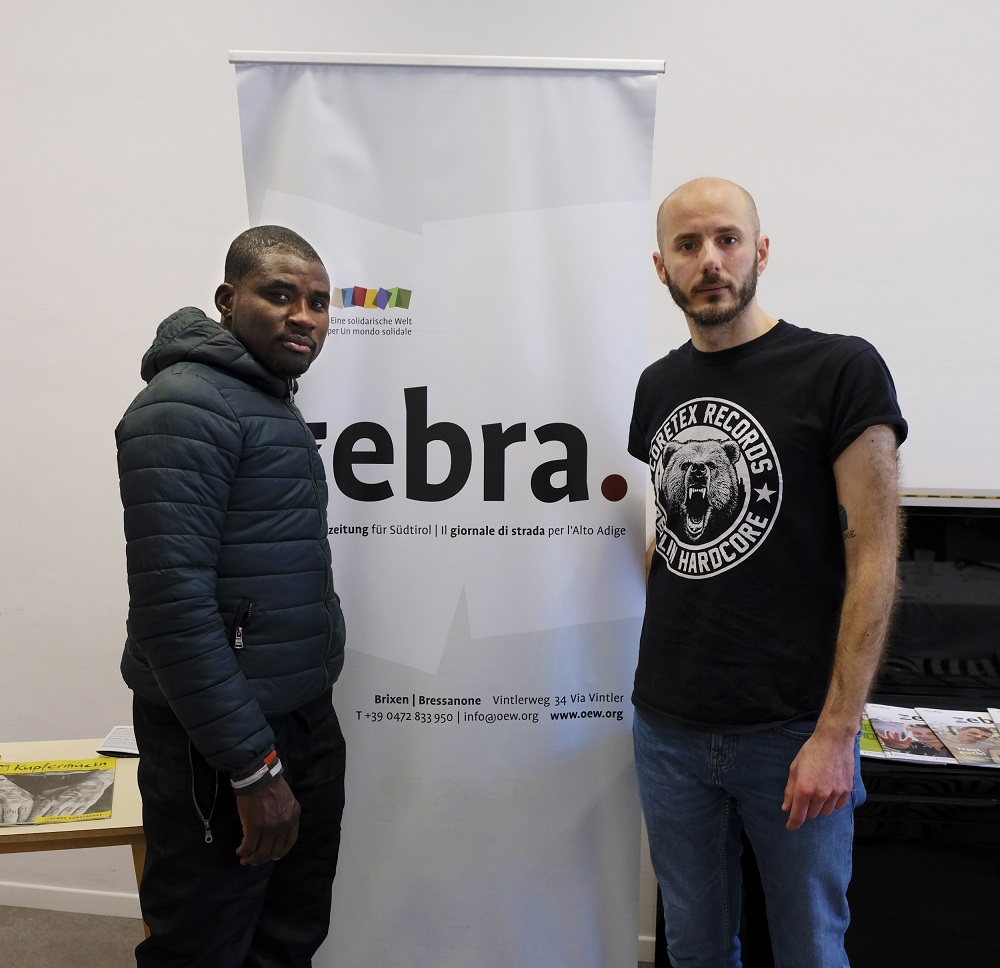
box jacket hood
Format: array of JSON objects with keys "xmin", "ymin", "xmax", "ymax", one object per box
[{"xmin": 140, "ymin": 307, "xmax": 291, "ymax": 398}]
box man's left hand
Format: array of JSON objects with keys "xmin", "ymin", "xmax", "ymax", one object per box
[
  {"xmin": 235, "ymin": 775, "xmax": 301, "ymax": 865},
  {"xmin": 781, "ymin": 730, "xmax": 856, "ymax": 831}
]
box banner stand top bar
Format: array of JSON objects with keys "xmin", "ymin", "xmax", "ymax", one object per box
[{"xmin": 228, "ymin": 51, "xmax": 665, "ymax": 73}]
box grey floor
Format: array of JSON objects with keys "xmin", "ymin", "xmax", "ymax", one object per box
[
  {"xmin": 0, "ymin": 905, "xmax": 655, "ymax": 967},
  {"xmin": 0, "ymin": 905, "xmax": 145, "ymax": 968}
]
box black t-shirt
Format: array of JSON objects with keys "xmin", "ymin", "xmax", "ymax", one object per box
[{"xmin": 628, "ymin": 320, "xmax": 907, "ymax": 730}]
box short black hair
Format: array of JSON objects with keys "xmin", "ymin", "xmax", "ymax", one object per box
[{"xmin": 224, "ymin": 225, "xmax": 322, "ymax": 283}]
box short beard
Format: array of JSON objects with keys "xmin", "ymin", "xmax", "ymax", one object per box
[
  {"xmin": 663, "ymin": 257, "xmax": 759, "ymax": 327},
  {"xmin": 267, "ymin": 356, "xmax": 314, "ymax": 379}
]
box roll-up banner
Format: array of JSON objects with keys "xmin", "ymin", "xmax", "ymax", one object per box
[{"xmin": 230, "ymin": 52, "xmax": 661, "ymax": 968}]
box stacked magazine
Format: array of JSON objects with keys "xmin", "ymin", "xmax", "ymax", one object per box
[{"xmin": 863, "ymin": 704, "xmax": 1000, "ymax": 767}]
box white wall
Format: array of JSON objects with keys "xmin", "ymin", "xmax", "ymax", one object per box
[{"xmin": 2, "ymin": 0, "xmax": 997, "ymax": 952}]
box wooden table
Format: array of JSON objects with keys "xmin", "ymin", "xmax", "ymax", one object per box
[{"xmin": 0, "ymin": 738, "xmax": 145, "ymax": 891}]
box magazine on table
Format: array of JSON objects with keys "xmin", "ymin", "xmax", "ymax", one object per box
[
  {"xmin": 97, "ymin": 725, "xmax": 139, "ymax": 758},
  {"xmin": 859, "ymin": 715, "xmax": 886, "ymax": 759},
  {"xmin": 0, "ymin": 757, "xmax": 116, "ymax": 825},
  {"xmin": 914, "ymin": 708, "xmax": 1000, "ymax": 768},
  {"xmin": 863, "ymin": 703, "xmax": 957, "ymax": 764}
]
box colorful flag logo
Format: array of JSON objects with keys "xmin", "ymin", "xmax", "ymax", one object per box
[{"xmin": 333, "ymin": 287, "xmax": 412, "ymax": 310}]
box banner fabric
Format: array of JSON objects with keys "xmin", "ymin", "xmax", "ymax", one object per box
[{"xmin": 233, "ymin": 57, "xmax": 658, "ymax": 967}]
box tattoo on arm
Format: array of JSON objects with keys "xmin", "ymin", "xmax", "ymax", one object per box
[{"xmin": 839, "ymin": 504, "xmax": 856, "ymax": 541}]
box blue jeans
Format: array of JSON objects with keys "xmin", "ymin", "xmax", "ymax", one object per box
[{"xmin": 633, "ymin": 708, "xmax": 864, "ymax": 968}]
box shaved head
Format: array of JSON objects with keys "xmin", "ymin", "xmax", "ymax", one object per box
[
  {"xmin": 224, "ymin": 225, "xmax": 322, "ymax": 284},
  {"xmin": 656, "ymin": 177, "xmax": 760, "ymax": 253}
]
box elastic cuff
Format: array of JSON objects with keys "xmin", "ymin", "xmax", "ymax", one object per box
[{"xmin": 230, "ymin": 749, "xmax": 283, "ymax": 796}]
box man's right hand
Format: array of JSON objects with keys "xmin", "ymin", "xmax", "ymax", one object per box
[{"xmin": 234, "ymin": 775, "xmax": 301, "ymax": 865}]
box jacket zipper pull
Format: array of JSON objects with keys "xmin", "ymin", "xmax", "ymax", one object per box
[
  {"xmin": 202, "ymin": 819, "xmax": 214, "ymax": 844},
  {"xmin": 233, "ymin": 600, "xmax": 252, "ymax": 649}
]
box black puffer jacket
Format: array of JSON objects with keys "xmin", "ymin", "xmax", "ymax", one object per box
[{"xmin": 117, "ymin": 308, "xmax": 345, "ymax": 773}]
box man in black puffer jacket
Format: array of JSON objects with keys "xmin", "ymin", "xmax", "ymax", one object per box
[{"xmin": 117, "ymin": 226, "xmax": 346, "ymax": 967}]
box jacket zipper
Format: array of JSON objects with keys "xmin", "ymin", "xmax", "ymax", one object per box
[{"xmin": 233, "ymin": 599, "xmax": 254, "ymax": 650}]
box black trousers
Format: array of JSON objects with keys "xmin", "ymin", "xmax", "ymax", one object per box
[{"xmin": 132, "ymin": 691, "xmax": 346, "ymax": 968}]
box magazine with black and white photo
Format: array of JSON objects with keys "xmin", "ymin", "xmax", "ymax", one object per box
[
  {"xmin": 0, "ymin": 757, "xmax": 116, "ymax": 825},
  {"xmin": 914, "ymin": 708, "xmax": 1000, "ymax": 768},
  {"xmin": 864, "ymin": 703, "xmax": 957, "ymax": 764}
]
